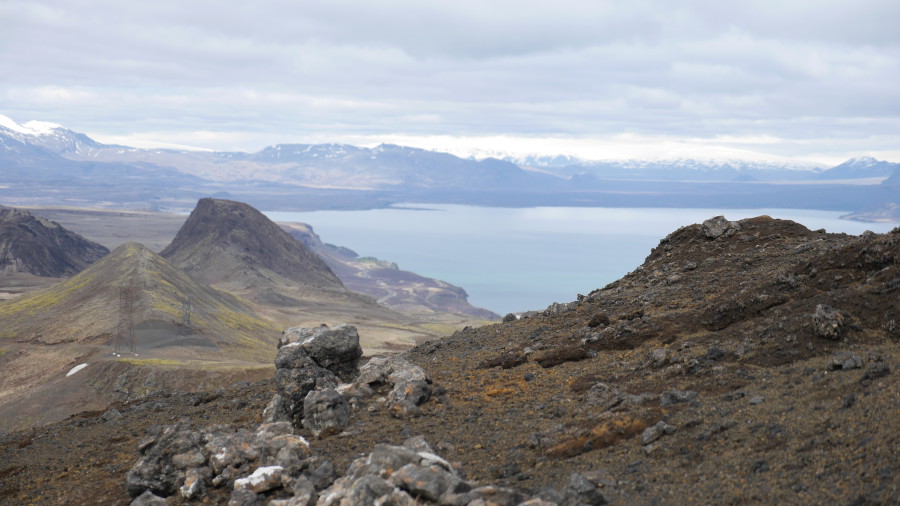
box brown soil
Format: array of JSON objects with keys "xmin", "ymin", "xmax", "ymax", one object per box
[{"xmin": 1, "ymin": 217, "xmax": 898, "ymax": 504}]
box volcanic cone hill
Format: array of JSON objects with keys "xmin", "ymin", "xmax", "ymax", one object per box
[
  {"xmin": 0, "ymin": 242, "xmax": 279, "ymax": 351},
  {"xmin": 0, "ymin": 207, "xmax": 108, "ymax": 276},
  {"xmin": 160, "ymin": 198, "xmax": 341, "ymax": 290},
  {"xmin": 159, "ymin": 198, "xmax": 481, "ymax": 351},
  {"xmin": 0, "ymin": 241, "xmax": 280, "ymax": 433}
]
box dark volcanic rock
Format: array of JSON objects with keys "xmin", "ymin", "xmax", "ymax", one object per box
[
  {"xmin": 265, "ymin": 324, "xmax": 363, "ymax": 429},
  {"xmin": 0, "ymin": 207, "xmax": 108, "ymax": 276},
  {"xmin": 160, "ymin": 198, "xmax": 342, "ymax": 288}
]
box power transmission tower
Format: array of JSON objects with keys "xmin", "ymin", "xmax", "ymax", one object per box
[
  {"xmin": 115, "ymin": 285, "xmax": 136, "ymax": 354},
  {"xmin": 179, "ymin": 295, "xmax": 192, "ymax": 336}
]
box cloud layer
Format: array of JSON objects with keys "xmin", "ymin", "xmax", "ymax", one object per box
[{"xmin": 2, "ymin": 0, "xmax": 899, "ymax": 161}]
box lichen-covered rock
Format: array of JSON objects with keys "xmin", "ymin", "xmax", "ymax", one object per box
[
  {"xmin": 387, "ymin": 380, "xmax": 432, "ymax": 418},
  {"xmin": 353, "ymin": 356, "xmax": 433, "ymax": 418},
  {"xmin": 126, "ymin": 420, "xmax": 204, "ymax": 497},
  {"xmin": 813, "ymin": 304, "xmax": 846, "ymax": 340},
  {"xmin": 266, "ymin": 325, "xmax": 363, "ymax": 428},
  {"xmin": 302, "ymin": 388, "xmax": 349, "ymax": 438},
  {"xmin": 356, "ymin": 356, "xmax": 429, "ymax": 387},
  {"xmin": 389, "ymin": 463, "xmax": 466, "ymax": 502},
  {"xmin": 702, "ymin": 215, "xmax": 741, "ymax": 239}
]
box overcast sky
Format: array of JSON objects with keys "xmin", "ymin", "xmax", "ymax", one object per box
[{"xmin": 2, "ymin": 0, "xmax": 899, "ymax": 163}]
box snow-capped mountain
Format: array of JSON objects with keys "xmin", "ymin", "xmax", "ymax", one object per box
[
  {"xmin": 815, "ymin": 156, "xmax": 900, "ymax": 180},
  {"xmin": 0, "ymin": 114, "xmax": 896, "ymax": 218},
  {"xmin": 495, "ymin": 153, "xmax": 824, "ymax": 182},
  {"xmin": 0, "ymin": 115, "xmax": 106, "ymax": 155}
]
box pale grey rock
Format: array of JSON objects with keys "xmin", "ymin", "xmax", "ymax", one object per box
[
  {"xmin": 641, "ymin": 421, "xmax": 676, "ymax": 445},
  {"xmin": 660, "ymin": 390, "xmax": 698, "ymax": 406},
  {"xmin": 830, "ymin": 352, "xmax": 864, "ymax": 371},
  {"xmin": 702, "ymin": 216, "xmax": 741, "ymax": 239},
  {"xmin": 129, "ymin": 490, "xmax": 167, "ymax": 506},
  {"xmin": 563, "ymin": 472, "xmax": 609, "ymax": 505},
  {"xmin": 233, "ymin": 465, "xmax": 284, "ymax": 494}
]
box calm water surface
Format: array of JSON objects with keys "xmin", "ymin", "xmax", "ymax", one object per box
[{"xmin": 266, "ymin": 205, "xmax": 896, "ymax": 315}]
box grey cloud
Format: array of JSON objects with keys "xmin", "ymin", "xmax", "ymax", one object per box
[{"xmin": 0, "ymin": 0, "xmax": 898, "ymax": 159}]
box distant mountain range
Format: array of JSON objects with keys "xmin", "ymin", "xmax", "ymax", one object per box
[{"xmin": 1, "ymin": 114, "xmax": 898, "ymax": 220}]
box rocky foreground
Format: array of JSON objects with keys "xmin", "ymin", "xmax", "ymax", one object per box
[{"xmin": 1, "ymin": 216, "xmax": 898, "ymax": 505}]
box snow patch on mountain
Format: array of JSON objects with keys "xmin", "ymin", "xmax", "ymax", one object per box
[{"xmin": 0, "ymin": 115, "xmax": 62, "ymax": 136}]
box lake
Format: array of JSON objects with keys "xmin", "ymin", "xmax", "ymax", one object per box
[{"xmin": 265, "ymin": 205, "xmax": 896, "ymax": 315}]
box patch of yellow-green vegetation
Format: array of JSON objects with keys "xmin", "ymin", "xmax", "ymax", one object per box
[
  {"xmin": 0, "ymin": 348, "xmax": 7, "ymax": 357},
  {"xmin": 217, "ymin": 307, "xmax": 277, "ymax": 333},
  {"xmin": 149, "ymin": 294, "xmax": 182, "ymax": 319},
  {"xmin": 356, "ymin": 257, "xmax": 397, "ymax": 269},
  {"xmin": 420, "ymin": 323, "xmax": 465, "ymax": 336},
  {"xmin": 117, "ymin": 357, "xmax": 187, "ymax": 367},
  {"xmin": 0, "ymin": 270, "xmax": 95, "ymax": 319}
]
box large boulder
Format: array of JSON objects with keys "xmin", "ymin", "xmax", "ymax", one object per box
[
  {"xmin": 265, "ymin": 325, "xmax": 363, "ymax": 428},
  {"xmin": 279, "ymin": 325, "xmax": 363, "ymax": 382}
]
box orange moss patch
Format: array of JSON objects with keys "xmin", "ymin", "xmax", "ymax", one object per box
[{"xmin": 545, "ymin": 412, "xmax": 658, "ymax": 458}]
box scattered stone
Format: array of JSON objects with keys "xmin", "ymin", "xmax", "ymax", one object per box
[
  {"xmin": 723, "ymin": 391, "xmax": 746, "ymax": 401},
  {"xmin": 749, "ymin": 396, "xmax": 765, "ymax": 405},
  {"xmin": 640, "ymin": 421, "xmax": 676, "ymax": 445},
  {"xmin": 126, "ymin": 420, "xmax": 204, "ymax": 497},
  {"xmin": 479, "ymin": 350, "xmax": 527, "ymax": 369},
  {"xmin": 649, "ymin": 348, "xmax": 669, "ymax": 367},
  {"xmin": 545, "ymin": 301, "xmax": 578, "ymax": 316},
  {"xmin": 861, "ymin": 362, "xmax": 890, "ymax": 385},
  {"xmin": 813, "ymin": 304, "xmax": 846, "ymax": 340},
  {"xmin": 100, "ymin": 408, "xmax": 123, "ymax": 422},
  {"xmin": 830, "ymin": 352, "xmax": 864, "ymax": 371},
  {"xmin": 587, "ymin": 313, "xmax": 611, "ymax": 328},
  {"xmin": 563, "ymin": 472, "xmax": 609, "ymax": 505},
  {"xmin": 180, "ymin": 467, "xmax": 210, "ymax": 500},
  {"xmin": 750, "ymin": 460, "xmax": 770, "ymax": 473},
  {"xmin": 129, "ymin": 490, "xmax": 167, "ymax": 506},
  {"xmin": 503, "ymin": 313, "xmax": 518, "ymax": 322},
  {"xmin": 660, "ymin": 390, "xmax": 698, "ymax": 406},
  {"xmin": 228, "ymin": 488, "xmax": 264, "ymax": 506},
  {"xmin": 390, "ymin": 463, "xmax": 464, "ymax": 502},
  {"xmin": 536, "ymin": 347, "xmax": 591, "ymax": 368}
]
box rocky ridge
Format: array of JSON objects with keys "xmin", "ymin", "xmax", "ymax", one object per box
[{"xmin": 0, "ymin": 215, "xmax": 897, "ymax": 504}]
